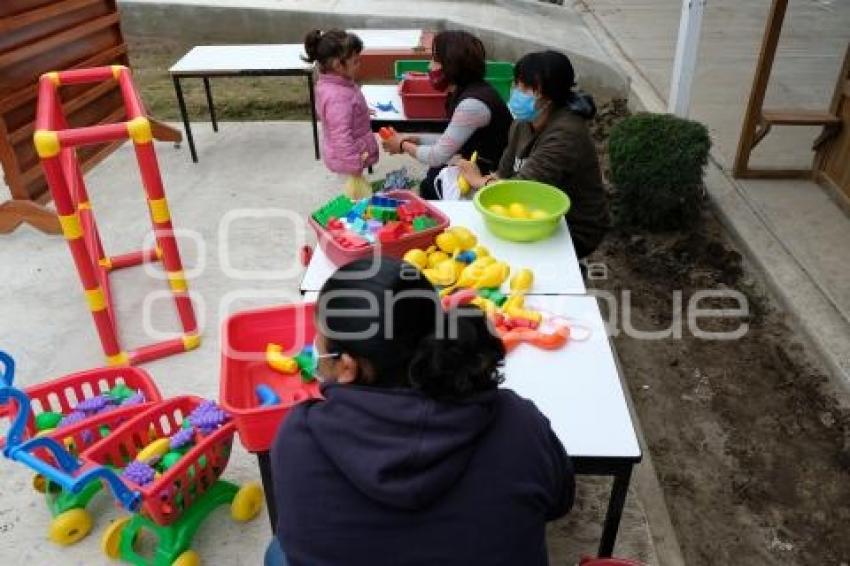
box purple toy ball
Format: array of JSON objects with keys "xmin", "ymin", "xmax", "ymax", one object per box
[
  {"xmin": 57, "ymin": 411, "xmax": 86, "ymax": 429},
  {"xmin": 75, "ymin": 394, "xmax": 110, "ymax": 414},
  {"xmin": 169, "ymin": 428, "xmax": 194, "ymax": 450},
  {"xmin": 120, "ymin": 391, "xmax": 146, "ymax": 407}
]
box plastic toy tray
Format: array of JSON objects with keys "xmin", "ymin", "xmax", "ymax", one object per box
[
  {"xmin": 81, "ymin": 396, "xmax": 235, "ymax": 526},
  {"xmin": 220, "ymin": 302, "xmax": 321, "ymax": 453},
  {"xmin": 0, "ymin": 366, "xmax": 162, "ymax": 450},
  {"xmin": 308, "ymin": 190, "xmax": 450, "ymax": 267},
  {"xmin": 399, "ymin": 75, "xmax": 448, "ymax": 119}
]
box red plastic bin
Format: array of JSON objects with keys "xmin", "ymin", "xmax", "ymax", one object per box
[
  {"xmin": 399, "ymin": 74, "xmax": 448, "ymax": 119},
  {"xmin": 220, "ymin": 302, "xmax": 322, "ymax": 453},
  {"xmin": 309, "ymin": 190, "xmax": 450, "ymax": 267},
  {"xmin": 81, "ymin": 396, "xmax": 235, "ymax": 525},
  {"xmin": 0, "ymin": 366, "xmax": 162, "ymax": 449}
]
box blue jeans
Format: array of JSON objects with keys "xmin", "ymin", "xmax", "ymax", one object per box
[{"xmin": 264, "ymin": 538, "xmax": 288, "ymax": 566}]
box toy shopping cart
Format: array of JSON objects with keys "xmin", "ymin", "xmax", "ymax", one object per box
[
  {"xmin": 82, "ymin": 396, "xmax": 263, "ymax": 566},
  {"xmin": 0, "ymin": 351, "xmax": 163, "ymax": 545}
]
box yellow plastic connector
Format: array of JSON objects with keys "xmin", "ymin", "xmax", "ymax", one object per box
[
  {"xmin": 106, "ymin": 351, "xmax": 130, "ymax": 367},
  {"xmin": 167, "ymin": 271, "xmax": 188, "ymax": 293},
  {"xmin": 98, "ymin": 257, "xmax": 113, "ymax": 271},
  {"xmin": 33, "ymin": 130, "xmax": 60, "ymax": 158},
  {"xmin": 78, "ymin": 201, "xmax": 92, "ymax": 211},
  {"xmin": 182, "ymin": 333, "xmax": 201, "ymax": 351},
  {"xmin": 111, "ymin": 65, "xmax": 126, "ymax": 80},
  {"xmin": 148, "ymin": 198, "xmax": 171, "ymax": 223},
  {"xmin": 58, "ymin": 213, "xmax": 82, "ymax": 240},
  {"xmin": 126, "ymin": 117, "xmax": 152, "ymax": 144},
  {"xmin": 41, "ymin": 72, "xmax": 60, "ymax": 86},
  {"xmin": 84, "ymin": 288, "xmax": 107, "ymax": 312}
]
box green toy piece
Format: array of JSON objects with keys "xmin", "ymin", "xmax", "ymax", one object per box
[
  {"xmin": 107, "ymin": 384, "xmax": 135, "ymax": 403},
  {"xmin": 160, "ymin": 452, "xmax": 183, "ymax": 471},
  {"xmin": 412, "ymin": 215, "xmax": 438, "ymax": 232},
  {"xmin": 369, "ymin": 206, "xmax": 398, "ymax": 222},
  {"xmin": 293, "ymin": 350, "xmax": 315, "ymax": 382},
  {"xmin": 313, "ymin": 196, "xmax": 354, "ymax": 227},
  {"xmin": 35, "ymin": 411, "xmax": 62, "ymax": 431},
  {"xmin": 479, "ymin": 288, "xmax": 507, "ymax": 306}
]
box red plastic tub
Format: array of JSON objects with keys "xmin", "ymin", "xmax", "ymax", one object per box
[
  {"xmin": 0, "ymin": 366, "xmax": 162, "ymax": 449},
  {"xmin": 399, "ymin": 74, "xmax": 448, "ymax": 119},
  {"xmin": 81, "ymin": 396, "xmax": 235, "ymax": 525},
  {"xmin": 220, "ymin": 302, "xmax": 321, "ymax": 453},
  {"xmin": 309, "ymin": 190, "xmax": 450, "ymax": 267}
]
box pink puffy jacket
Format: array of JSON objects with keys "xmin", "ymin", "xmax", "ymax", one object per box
[{"xmin": 315, "ymin": 73, "xmax": 379, "ymax": 175}]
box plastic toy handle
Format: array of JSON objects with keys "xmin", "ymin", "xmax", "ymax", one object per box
[
  {"xmin": 378, "ymin": 127, "xmax": 396, "ymax": 140},
  {"xmin": 0, "ymin": 351, "xmax": 15, "ymax": 388}
]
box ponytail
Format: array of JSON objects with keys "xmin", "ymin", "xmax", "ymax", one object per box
[
  {"xmin": 409, "ymin": 307, "xmax": 505, "ymax": 401},
  {"xmin": 302, "ymin": 29, "xmax": 364, "ymax": 72}
]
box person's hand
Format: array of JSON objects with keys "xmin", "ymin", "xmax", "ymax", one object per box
[
  {"xmin": 456, "ymin": 159, "xmax": 488, "ymax": 190},
  {"xmin": 400, "ymin": 134, "xmax": 420, "ymax": 144},
  {"xmin": 382, "ymin": 133, "xmax": 404, "ymax": 155}
]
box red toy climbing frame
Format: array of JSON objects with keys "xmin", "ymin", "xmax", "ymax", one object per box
[{"xmin": 34, "ymin": 66, "xmax": 199, "ymax": 366}]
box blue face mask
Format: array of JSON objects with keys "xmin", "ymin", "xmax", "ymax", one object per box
[
  {"xmin": 309, "ymin": 338, "xmax": 340, "ymax": 383},
  {"xmin": 508, "ymin": 88, "xmax": 540, "ymax": 122}
]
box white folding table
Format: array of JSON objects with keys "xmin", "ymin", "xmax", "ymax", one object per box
[
  {"xmin": 169, "ymin": 45, "xmax": 318, "ymax": 163},
  {"xmin": 300, "ymin": 201, "xmax": 586, "ymax": 295}
]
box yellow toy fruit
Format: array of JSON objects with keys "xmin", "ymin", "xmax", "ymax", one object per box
[
  {"xmin": 435, "ymin": 260, "xmax": 460, "ymax": 286},
  {"xmin": 135, "ymin": 438, "xmax": 171, "ymax": 463},
  {"xmin": 451, "ymin": 227, "xmax": 477, "ymax": 250},
  {"xmin": 530, "ymin": 209, "xmax": 549, "ymax": 219},
  {"xmin": 488, "ymin": 204, "xmax": 507, "ymax": 216},
  {"xmin": 49, "ymin": 508, "xmax": 93, "ymax": 546},
  {"xmin": 231, "ymin": 482, "xmax": 265, "ymax": 522},
  {"xmin": 507, "ymin": 202, "xmax": 530, "ymax": 219},
  {"xmin": 475, "ymin": 262, "xmax": 510, "ymax": 289},
  {"xmin": 472, "ymin": 245, "xmax": 490, "ymax": 258},
  {"xmin": 403, "ymin": 249, "xmax": 429, "ymax": 270},
  {"xmin": 469, "ymin": 256, "xmax": 496, "ymax": 270},
  {"xmin": 471, "ymin": 296, "xmax": 498, "ymax": 314},
  {"xmin": 510, "ymin": 268, "xmax": 534, "ymax": 293},
  {"xmin": 435, "ymin": 231, "xmax": 462, "ymax": 254},
  {"xmin": 266, "ymin": 343, "xmax": 299, "ymax": 374},
  {"xmin": 427, "ymin": 251, "xmax": 449, "ymax": 268}
]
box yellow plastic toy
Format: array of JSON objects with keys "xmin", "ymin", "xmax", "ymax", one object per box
[
  {"xmin": 510, "ymin": 269, "xmax": 534, "ymax": 293},
  {"xmin": 507, "ymin": 203, "xmax": 530, "ymax": 219},
  {"xmin": 503, "ymin": 294, "xmax": 543, "ymax": 323},
  {"xmin": 135, "ymin": 438, "xmax": 171, "ymax": 463},
  {"xmin": 403, "ymin": 249, "xmax": 429, "ymax": 270},
  {"xmin": 266, "ymin": 343, "xmax": 299, "ymax": 374},
  {"xmin": 457, "ymin": 151, "xmax": 477, "ymax": 195},
  {"xmin": 488, "ymin": 204, "xmax": 507, "ymax": 216}
]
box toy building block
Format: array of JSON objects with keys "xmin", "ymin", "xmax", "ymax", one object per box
[
  {"xmin": 412, "ymin": 215, "xmax": 438, "ymax": 231},
  {"xmin": 333, "ymin": 231, "xmax": 369, "ymax": 249},
  {"xmin": 377, "ymin": 221, "xmax": 407, "ymax": 243},
  {"xmin": 370, "ymin": 206, "xmax": 398, "ymax": 222},
  {"xmin": 313, "ymin": 196, "xmax": 354, "ymax": 227}
]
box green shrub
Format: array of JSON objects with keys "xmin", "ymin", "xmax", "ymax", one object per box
[{"xmin": 608, "ymin": 112, "xmax": 711, "ymax": 231}]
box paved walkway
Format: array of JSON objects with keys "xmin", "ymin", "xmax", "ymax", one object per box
[{"xmin": 579, "ymin": 0, "xmax": 850, "ymax": 384}]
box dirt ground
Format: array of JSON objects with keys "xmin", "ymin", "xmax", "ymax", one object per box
[{"xmin": 587, "ymin": 103, "xmax": 850, "ymax": 565}]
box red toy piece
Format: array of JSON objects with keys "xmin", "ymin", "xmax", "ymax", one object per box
[
  {"xmin": 378, "ymin": 127, "xmax": 396, "ymax": 140},
  {"xmin": 333, "ymin": 231, "xmax": 369, "ymax": 249},
  {"xmin": 377, "ymin": 221, "xmax": 407, "ymax": 243}
]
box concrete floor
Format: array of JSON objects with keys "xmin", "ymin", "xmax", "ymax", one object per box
[
  {"xmin": 0, "ymin": 122, "xmax": 657, "ymax": 564},
  {"xmin": 580, "ymin": 0, "xmax": 850, "ymax": 384}
]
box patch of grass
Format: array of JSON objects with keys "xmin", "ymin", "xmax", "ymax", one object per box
[{"xmin": 128, "ymin": 35, "xmax": 312, "ymax": 121}]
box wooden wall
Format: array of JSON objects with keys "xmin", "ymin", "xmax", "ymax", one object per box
[{"xmin": 0, "ymin": 0, "xmax": 129, "ymax": 204}]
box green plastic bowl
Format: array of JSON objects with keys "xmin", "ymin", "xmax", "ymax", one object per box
[{"xmin": 473, "ymin": 180, "xmax": 571, "ymax": 242}]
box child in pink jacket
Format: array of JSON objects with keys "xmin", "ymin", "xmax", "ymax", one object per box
[{"xmin": 304, "ymin": 29, "xmax": 379, "ymax": 199}]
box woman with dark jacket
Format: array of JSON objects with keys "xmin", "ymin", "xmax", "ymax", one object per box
[
  {"xmin": 266, "ymin": 257, "xmax": 574, "ymax": 566},
  {"xmin": 459, "ymin": 50, "xmax": 609, "ymax": 258},
  {"xmin": 382, "ymin": 31, "xmax": 512, "ymax": 200}
]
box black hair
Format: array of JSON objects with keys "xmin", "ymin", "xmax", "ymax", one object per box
[
  {"xmin": 303, "ymin": 29, "xmax": 364, "ymax": 72},
  {"xmin": 432, "ymin": 30, "xmax": 486, "ymax": 88},
  {"xmin": 317, "ymin": 257, "xmax": 505, "ymax": 400},
  {"xmin": 514, "ymin": 50, "xmax": 578, "ymax": 107}
]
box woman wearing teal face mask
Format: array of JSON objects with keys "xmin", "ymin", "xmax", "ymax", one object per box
[
  {"xmin": 266, "ymin": 257, "xmax": 574, "ymax": 566},
  {"xmin": 459, "ymin": 51, "xmax": 609, "ymax": 259}
]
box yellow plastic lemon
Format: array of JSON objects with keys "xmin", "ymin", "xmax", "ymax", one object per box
[
  {"xmin": 435, "ymin": 231, "xmax": 462, "ymax": 254},
  {"xmin": 507, "ymin": 202, "xmax": 530, "ymax": 219},
  {"xmin": 472, "ymin": 245, "xmax": 490, "ymax": 258},
  {"xmin": 488, "ymin": 204, "xmax": 507, "ymax": 216},
  {"xmin": 427, "ymin": 251, "xmax": 450, "ymax": 268},
  {"xmin": 510, "ymin": 268, "xmax": 534, "ymax": 293},
  {"xmin": 451, "ymin": 227, "xmax": 477, "ymax": 250},
  {"xmin": 403, "ymin": 249, "xmax": 429, "ymax": 270},
  {"xmin": 530, "ymin": 209, "xmax": 549, "ymax": 220}
]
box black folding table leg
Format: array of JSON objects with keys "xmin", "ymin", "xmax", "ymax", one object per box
[
  {"xmin": 306, "ymin": 74, "xmax": 320, "ymax": 160},
  {"xmin": 257, "ymin": 451, "xmax": 277, "ymax": 533},
  {"xmin": 203, "ymin": 77, "xmax": 218, "ymax": 132},
  {"xmin": 598, "ymin": 464, "xmax": 633, "ymax": 557},
  {"xmin": 172, "ymin": 76, "xmax": 198, "ymax": 162}
]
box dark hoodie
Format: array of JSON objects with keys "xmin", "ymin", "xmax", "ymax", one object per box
[{"xmin": 271, "ymin": 383, "xmax": 574, "ymax": 566}]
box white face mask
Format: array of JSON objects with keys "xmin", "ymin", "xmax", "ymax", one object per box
[{"xmin": 310, "ymin": 337, "xmax": 340, "ymax": 383}]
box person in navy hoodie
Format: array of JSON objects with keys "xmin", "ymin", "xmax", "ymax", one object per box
[{"xmin": 267, "ymin": 257, "xmax": 574, "ymax": 566}]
